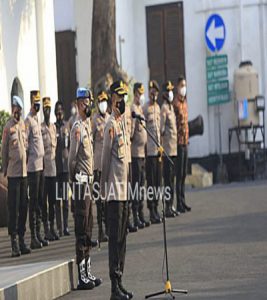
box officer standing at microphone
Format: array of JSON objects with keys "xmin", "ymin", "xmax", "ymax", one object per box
[
  {"xmin": 101, "ymin": 80, "xmax": 133, "ymax": 300},
  {"xmin": 143, "ymin": 80, "xmax": 162, "ymax": 224},
  {"xmin": 68, "ymin": 88, "xmax": 102, "ymax": 290},
  {"xmin": 160, "ymin": 81, "xmax": 178, "ymax": 218}
]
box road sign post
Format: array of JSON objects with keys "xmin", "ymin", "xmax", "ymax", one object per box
[{"xmin": 205, "ymin": 14, "xmax": 229, "ymax": 182}]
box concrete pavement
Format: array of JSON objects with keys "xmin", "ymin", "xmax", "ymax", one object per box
[{"xmin": 60, "ymin": 181, "xmax": 267, "ymax": 300}]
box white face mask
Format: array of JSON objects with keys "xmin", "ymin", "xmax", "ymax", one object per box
[
  {"xmin": 99, "ymin": 101, "xmax": 108, "ymax": 114},
  {"xmin": 71, "ymin": 106, "xmax": 76, "ymax": 116},
  {"xmin": 139, "ymin": 94, "xmax": 145, "ymax": 106},
  {"xmin": 124, "ymin": 94, "xmax": 128, "ymax": 103},
  {"xmin": 168, "ymin": 91, "xmax": 174, "ymax": 102},
  {"xmin": 179, "ymin": 86, "xmax": 187, "ymax": 97}
]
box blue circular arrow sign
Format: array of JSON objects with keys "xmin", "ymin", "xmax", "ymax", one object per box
[{"xmin": 205, "ymin": 14, "xmax": 226, "ymax": 52}]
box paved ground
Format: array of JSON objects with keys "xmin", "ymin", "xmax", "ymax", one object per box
[{"xmin": 1, "ymin": 181, "xmax": 267, "ymax": 299}]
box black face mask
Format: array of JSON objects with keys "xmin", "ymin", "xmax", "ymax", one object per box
[
  {"xmin": 84, "ymin": 104, "xmax": 92, "ymax": 118},
  {"xmin": 116, "ymin": 99, "xmax": 125, "ymax": 115},
  {"xmin": 34, "ymin": 103, "xmax": 40, "ymax": 113},
  {"xmin": 55, "ymin": 111, "xmax": 64, "ymax": 123},
  {"xmin": 44, "ymin": 108, "xmax": 51, "ymax": 124},
  {"xmin": 14, "ymin": 110, "xmax": 21, "ymax": 121}
]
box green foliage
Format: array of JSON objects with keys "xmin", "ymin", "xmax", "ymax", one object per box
[{"xmin": 0, "ymin": 110, "xmax": 11, "ymax": 169}]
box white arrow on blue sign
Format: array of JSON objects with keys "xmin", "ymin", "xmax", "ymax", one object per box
[{"xmin": 205, "ymin": 14, "xmax": 226, "ymax": 53}]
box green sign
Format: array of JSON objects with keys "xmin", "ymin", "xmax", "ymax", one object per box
[
  {"xmin": 206, "ymin": 55, "xmax": 228, "ymax": 69},
  {"xmin": 208, "ymin": 92, "xmax": 230, "ymax": 106},
  {"xmin": 207, "ymin": 67, "xmax": 228, "ymax": 81},
  {"xmin": 206, "ymin": 54, "xmax": 230, "ymax": 106}
]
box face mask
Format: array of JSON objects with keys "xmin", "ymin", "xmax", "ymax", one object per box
[
  {"xmin": 44, "ymin": 108, "xmax": 50, "ymax": 123},
  {"xmin": 84, "ymin": 104, "xmax": 91, "ymax": 118},
  {"xmin": 34, "ymin": 103, "xmax": 40, "ymax": 113},
  {"xmin": 124, "ymin": 94, "xmax": 128, "ymax": 103},
  {"xmin": 168, "ymin": 91, "xmax": 174, "ymax": 102},
  {"xmin": 179, "ymin": 86, "xmax": 187, "ymax": 97},
  {"xmin": 14, "ymin": 110, "xmax": 21, "ymax": 121},
  {"xmin": 116, "ymin": 99, "xmax": 125, "ymax": 115},
  {"xmin": 99, "ymin": 101, "xmax": 108, "ymax": 115},
  {"xmin": 56, "ymin": 111, "xmax": 63, "ymax": 122},
  {"xmin": 140, "ymin": 94, "xmax": 145, "ymax": 106},
  {"xmin": 71, "ymin": 106, "xmax": 76, "ymax": 116}
]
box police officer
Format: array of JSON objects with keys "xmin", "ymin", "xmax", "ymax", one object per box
[
  {"xmin": 92, "ymin": 90, "xmax": 109, "ymax": 243},
  {"xmin": 143, "ymin": 80, "xmax": 162, "ymax": 224},
  {"xmin": 68, "ymin": 88, "xmax": 102, "ymax": 290},
  {"xmin": 41, "ymin": 97, "xmax": 59, "ymax": 241},
  {"xmin": 1, "ymin": 96, "xmax": 31, "ymax": 257},
  {"xmin": 130, "ymin": 82, "xmax": 150, "ymax": 229},
  {"xmin": 55, "ymin": 101, "xmax": 70, "ymax": 236},
  {"xmin": 160, "ymin": 81, "xmax": 178, "ymax": 218},
  {"xmin": 101, "ymin": 80, "xmax": 133, "ymax": 300},
  {"xmin": 25, "ymin": 90, "xmax": 48, "ymax": 249},
  {"xmin": 173, "ymin": 76, "xmax": 191, "ymax": 213}
]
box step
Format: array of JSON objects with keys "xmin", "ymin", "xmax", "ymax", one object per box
[{"xmin": 0, "ymin": 259, "xmax": 76, "ymax": 300}]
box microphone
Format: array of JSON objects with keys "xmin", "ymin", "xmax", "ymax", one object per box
[{"xmin": 132, "ymin": 111, "xmax": 146, "ymax": 122}]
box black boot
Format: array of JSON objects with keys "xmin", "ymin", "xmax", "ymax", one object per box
[
  {"xmin": 184, "ymin": 203, "xmax": 191, "ymax": 212},
  {"xmin": 118, "ymin": 278, "xmax": 133, "ymax": 299},
  {"xmin": 50, "ymin": 224, "xmax": 60, "ymax": 240},
  {"xmin": 11, "ymin": 235, "xmax": 21, "ymax": 257},
  {"xmin": 19, "ymin": 235, "xmax": 31, "ymax": 255},
  {"xmin": 44, "ymin": 223, "xmax": 55, "ymax": 241},
  {"xmin": 110, "ymin": 278, "xmax": 129, "ymax": 300},
  {"xmin": 165, "ymin": 201, "xmax": 176, "ymax": 218},
  {"xmin": 89, "ymin": 239, "xmax": 99, "ymax": 248},
  {"xmin": 127, "ymin": 223, "xmax": 138, "ymax": 233},
  {"xmin": 77, "ymin": 259, "xmax": 95, "ymax": 290},
  {"xmin": 149, "ymin": 203, "xmax": 161, "ymax": 224},
  {"xmin": 138, "ymin": 201, "xmax": 151, "ymax": 227},
  {"xmin": 37, "ymin": 232, "xmax": 49, "ymax": 247},
  {"xmin": 133, "ymin": 209, "xmax": 144, "ymax": 229},
  {"xmin": 30, "ymin": 234, "xmax": 43, "ymax": 249},
  {"xmin": 154, "ymin": 202, "xmax": 162, "ymax": 222},
  {"xmin": 86, "ymin": 257, "xmax": 102, "ymax": 287},
  {"xmin": 98, "ymin": 226, "xmax": 108, "ymax": 243}
]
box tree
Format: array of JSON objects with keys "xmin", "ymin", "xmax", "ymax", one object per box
[{"xmin": 91, "ymin": 0, "xmax": 127, "ymax": 92}]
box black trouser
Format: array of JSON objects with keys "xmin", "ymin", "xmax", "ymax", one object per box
[
  {"xmin": 7, "ymin": 177, "xmax": 28, "ymax": 237},
  {"xmin": 93, "ymin": 170, "xmax": 107, "ymax": 232},
  {"xmin": 73, "ymin": 182, "xmax": 93, "ymax": 264},
  {"xmin": 42, "ymin": 176, "xmax": 56, "ymax": 226},
  {"xmin": 127, "ymin": 162, "xmax": 133, "ymax": 225},
  {"xmin": 176, "ymin": 145, "xmax": 188, "ymax": 210},
  {"xmin": 56, "ymin": 172, "xmax": 69, "ymax": 232},
  {"xmin": 146, "ymin": 156, "xmax": 162, "ymax": 209},
  {"xmin": 108, "ymin": 201, "xmax": 128, "ymax": 280},
  {"xmin": 131, "ymin": 157, "xmax": 145, "ymax": 217},
  {"xmin": 163, "ymin": 156, "xmax": 176, "ymax": 210},
  {"xmin": 28, "ymin": 171, "xmax": 44, "ymax": 236}
]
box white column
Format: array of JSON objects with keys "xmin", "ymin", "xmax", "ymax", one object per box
[{"xmin": 35, "ymin": 0, "xmax": 58, "ymax": 120}]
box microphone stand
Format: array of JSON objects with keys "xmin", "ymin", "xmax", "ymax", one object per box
[{"xmin": 135, "ymin": 118, "xmax": 188, "ymax": 299}]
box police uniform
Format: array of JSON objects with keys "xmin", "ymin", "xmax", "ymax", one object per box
[
  {"xmin": 1, "ymin": 96, "xmax": 31, "ymax": 257},
  {"xmin": 68, "ymin": 87, "xmax": 102, "ymax": 290},
  {"xmin": 130, "ymin": 82, "xmax": 150, "ymax": 229},
  {"xmin": 100, "ymin": 81, "xmax": 133, "ymax": 300},
  {"xmin": 25, "ymin": 90, "xmax": 48, "ymax": 249},
  {"xmin": 160, "ymin": 81, "xmax": 178, "ymax": 218},
  {"xmin": 41, "ymin": 97, "xmax": 58, "ymax": 241},
  {"xmin": 92, "ymin": 90, "xmax": 109, "ymax": 243},
  {"xmin": 55, "ymin": 102, "xmax": 70, "ymax": 236},
  {"xmin": 143, "ymin": 80, "xmax": 162, "ymax": 224}
]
